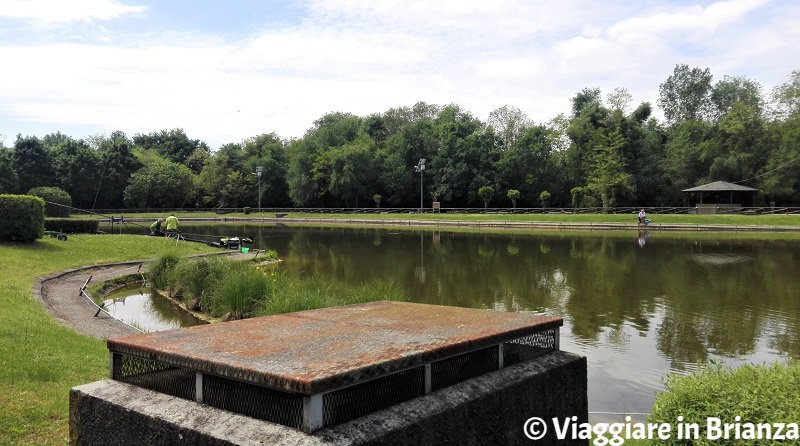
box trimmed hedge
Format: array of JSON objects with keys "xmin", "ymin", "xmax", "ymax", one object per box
[
  {"xmin": 0, "ymin": 194, "xmax": 45, "ymax": 242},
  {"xmin": 27, "ymin": 187, "xmax": 72, "ymax": 217},
  {"xmin": 44, "ymin": 218, "xmax": 99, "ymax": 234}
]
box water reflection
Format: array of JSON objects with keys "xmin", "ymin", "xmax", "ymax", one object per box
[
  {"xmin": 102, "ymin": 283, "xmax": 205, "ymax": 332},
  {"xmin": 121, "ymin": 223, "xmax": 800, "ymax": 418}
]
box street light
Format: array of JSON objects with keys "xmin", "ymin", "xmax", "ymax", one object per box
[
  {"xmin": 254, "ymin": 166, "xmax": 263, "ymax": 212},
  {"xmin": 414, "ymin": 158, "xmax": 426, "ymax": 212}
]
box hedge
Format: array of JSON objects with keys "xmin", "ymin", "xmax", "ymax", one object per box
[
  {"xmin": 27, "ymin": 187, "xmax": 72, "ymax": 218},
  {"xmin": 44, "ymin": 218, "xmax": 99, "ymax": 234},
  {"xmin": 0, "ymin": 194, "xmax": 45, "ymax": 242}
]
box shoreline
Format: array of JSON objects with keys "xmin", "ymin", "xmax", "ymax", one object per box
[{"xmin": 110, "ymin": 216, "xmax": 800, "ymax": 232}]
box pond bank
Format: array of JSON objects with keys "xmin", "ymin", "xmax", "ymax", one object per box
[
  {"xmin": 33, "ymin": 251, "xmax": 254, "ymax": 339},
  {"xmin": 111, "ymin": 216, "xmax": 800, "ymax": 232}
]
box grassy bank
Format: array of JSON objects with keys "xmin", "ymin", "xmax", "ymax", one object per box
[
  {"xmin": 153, "ymin": 254, "xmax": 406, "ymax": 320},
  {"xmin": 83, "ymin": 210, "xmax": 800, "ymax": 227},
  {"xmin": 0, "ymin": 234, "xmax": 218, "ymax": 445}
]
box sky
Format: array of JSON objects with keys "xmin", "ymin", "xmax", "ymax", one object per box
[{"xmin": 0, "ymin": 0, "xmax": 798, "ymax": 150}]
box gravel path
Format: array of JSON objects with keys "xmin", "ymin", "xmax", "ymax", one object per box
[
  {"xmin": 32, "ymin": 251, "xmax": 254, "ymax": 340},
  {"xmin": 33, "ymin": 261, "xmax": 146, "ymax": 339}
]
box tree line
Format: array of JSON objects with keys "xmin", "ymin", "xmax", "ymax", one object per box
[{"xmin": 2, "ymin": 64, "xmax": 799, "ymax": 211}]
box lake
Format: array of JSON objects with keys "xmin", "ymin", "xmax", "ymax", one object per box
[{"xmin": 123, "ymin": 223, "xmax": 800, "ymax": 421}]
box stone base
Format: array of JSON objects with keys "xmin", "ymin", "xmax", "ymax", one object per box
[{"xmin": 70, "ymin": 351, "xmax": 587, "ymax": 446}]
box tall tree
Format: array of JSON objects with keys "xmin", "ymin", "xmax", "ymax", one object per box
[
  {"xmin": 13, "ymin": 135, "xmax": 54, "ymax": 193},
  {"xmin": 487, "ymin": 105, "xmax": 530, "ymax": 150},
  {"xmin": 243, "ymin": 133, "xmax": 290, "ymax": 207},
  {"xmin": 585, "ymin": 130, "xmax": 634, "ymax": 210},
  {"xmin": 432, "ymin": 105, "xmax": 498, "ymax": 206},
  {"xmin": 710, "ymin": 75, "xmax": 765, "ymax": 120},
  {"xmin": 50, "ymin": 139, "xmax": 103, "ymax": 208},
  {"xmin": 94, "ymin": 131, "xmax": 143, "ymax": 209},
  {"xmin": 123, "ymin": 159, "xmax": 194, "ymax": 208},
  {"xmin": 496, "ymin": 125, "xmax": 558, "ymax": 207},
  {"xmin": 0, "ymin": 146, "xmax": 18, "ymax": 193},
  {"xmin": 658, "ymin": 64, "xmax": 714, "ymax": 124},
  {"xmin": 770, "ymin": 70, "xmax": 800, "ymax": 120},
  {"xmin": 133, "ymin": 128, "xmax": 203, "ymax": 165}
]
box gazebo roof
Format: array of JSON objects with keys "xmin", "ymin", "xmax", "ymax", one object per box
[{"xmin": 682, "ymin": 181, "xmax": 758, "ymax": 193}]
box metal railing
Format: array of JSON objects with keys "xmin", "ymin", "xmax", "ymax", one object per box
[{"xmin": 83, "ymin": 206, "xmax": 800, "ymax": 216}]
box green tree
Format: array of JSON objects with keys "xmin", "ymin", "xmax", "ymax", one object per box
[
  {"xmin": 242, "ymin": 133, "xmax": 290, "ymax": 207},
  {"xmin": 49, "ymin": 139, "xmax": 102, "ymax": 208},
  {"xmin": 432, "ymin": 105, "xmax": 498, "ymax": 206},
  {"xmin": 286, "ymin": 139, "xmax": 319, "ymax": 207},
  {"xmin": 661, "ymin": 120, "xmax": 717, "ymax": 203},
  {"xmin": 487, "ymin": 105, "xmax": 530, "ymax": 150},
  {"xmin": 0, "ymin": 146, "xmax": 19, "ymax": 193},
  {"xmin": 133, "ymin": 128, "xmax": 204, "ymax": 165},
  {"xmin": 27, "ymin": 186, "xmax": 71, "ymax": 217},
  {"xmin": 325, "ymin": 136, "xmax": 378, "ymax": 207},
  {"xmin": 507, "ymin": 189, "xmax": 520, "ymax": 209},
  {"xmin": 478, "ymin": 185, "xmax": 494, "ymax": 208},
  {"xmin": 496, "ymin": 125, "xmax": 558, "ymax": 207},
  {"xmin": 658, "ymin": 64, "xmax": 714, "ymax": 124},
  {"xmin": 123, "ymin": 160, "xmax": 194, "ymax": 208},
  {"xmin": 94, "ymin": 131, "xmax": 143, "ymax": 209},
  {"xmin": 710, "ymin": 75, "xmax": 764, "ymax": 120},
  {"xmin": 539, "ymin": 190, "xmax": 551, "ymax": 208},
  {"xmin": 770, "ymin": 70, "xmax": 800, "ymax": 120},
  {"xmin": 219, "ymin": 171, "xmax": 255, "ymax": 208},
  {"xmin": 585, "ymin": 131, "xmax": 634, "ymax": 210},
  {"xmin": 707, "ymin": 102, "xmax": 766, "ymax": 182},
  {"xmin": 196, "ymin": 155, "xmax": 232, "ymax": 207},
  {"xmin": 13, "ymin": 135, "xmax": 54, "ymax": 193}
]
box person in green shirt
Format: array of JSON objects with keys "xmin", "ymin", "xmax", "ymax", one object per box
[
  {"xmin": 165, "ymin": 214, "xmax": 179, "ymax": 236},
  {"xmin": 149, "ymin": 218, "xmax": 164, "ymax": 236}
]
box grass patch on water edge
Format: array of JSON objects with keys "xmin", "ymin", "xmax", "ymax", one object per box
[
  {"xmin": 0, "ymin": 234, "xmax": 218, "ymax": 446},
  {"xmin": 160, "ymin": 255, "xmax": 406, "ymax": 320}
]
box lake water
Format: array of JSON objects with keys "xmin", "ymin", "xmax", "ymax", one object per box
[{"xmin": 121, "ymin": 223, "xmax": 800, "ymax": 420}]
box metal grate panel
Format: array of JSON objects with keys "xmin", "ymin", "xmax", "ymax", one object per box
[
  {"xmin": 503, "ymin": 329, "xmax": 557, "ymax": 367},
  {"xmin": 430, "ymin": 346, "xmax": 499, "ymax": 392},
  {"xmin": 323, "ymin": 366, "xmax": 425, "ymax": 426},
  {"xmin": 203, "ymin": 374, "xmax": 305, "ymax": 429},
  {"xmin": 112, "ymin": 354, "xmax": 195, "ymax": 401}
]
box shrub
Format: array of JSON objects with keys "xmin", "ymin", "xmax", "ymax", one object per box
[
  {"xmin": 171, "ymin": 256, "xmax": 238, "ymax": 308},
  {"xmin": 27, "ymin": 187, "xmax": 71, "ymax": 217},
  {"xmin": 153, "ymin": 255, "xmax": 408, "ymax": 320},
  {"xmin": 648, "ymin": 360, "xmax": 800, "ymax": 445},
  {"xmin": 0, "ymin": 194, "xmax": 45, "ymax": 242},
  {"xmin": 147, "ymin": 252, "xmax": 182, "ymax": 292},
  {"xmin": 44, "ymin": 218, "xmax": 99, "ymax": 234},
  {"xmin": 243, "ymin": 206, "xmax": 251, "ymax": 215}
]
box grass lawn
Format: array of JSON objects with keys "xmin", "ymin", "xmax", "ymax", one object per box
[
  {"xmin": 82, "ymin": 210, "xmax": 800, "ymax": 227},
  {"xmin": 0, "ymin": 234, "xmax": 218, "ymax": 446}
]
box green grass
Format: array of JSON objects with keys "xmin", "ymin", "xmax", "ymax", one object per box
[
  {"xmin": 78, "ymin": 210, "xmax": 800, "ymax": 227},
  {"xmin": 161, "ymin": 256, "xmax": 407, "ymax": 319},
  {"xmin": 0, "ymin": 234, "xmax": 218, "ymax": 445},
  {"xmin": 646, "ymin": 360, "xmax": 800, "ymax": 446}
]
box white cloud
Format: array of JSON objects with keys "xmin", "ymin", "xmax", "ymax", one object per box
[
  {"xmin": 0, "ymin": 0, "xmax": 145, "ymax": 24},
  {"xmin": 0, "ymin": 0, "xmax": 797, "ymax": 148}
]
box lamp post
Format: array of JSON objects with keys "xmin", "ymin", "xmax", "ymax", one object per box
[
  {"xmin": 414, "ymin": 158, "xmax": 426, "ymax": 212},
  {"xmin": 255, "ymin": 166, "xmax": 262, "ymax": 212}
]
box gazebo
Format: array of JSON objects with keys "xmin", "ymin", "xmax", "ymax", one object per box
[{"xmin": 682, "ymin": 181, "xmax": 759, "ymax": 211}]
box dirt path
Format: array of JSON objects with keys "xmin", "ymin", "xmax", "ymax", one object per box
[
  {"xmin": 32, "ymin": 251, "xmax": 254, "ymax": 339},
  {"xmin": 33, "ymin": 261, "xmax": 146, "ymax": 339}
]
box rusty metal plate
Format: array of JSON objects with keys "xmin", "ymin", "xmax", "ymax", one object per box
[{"xmin": 108, "ymin": 301, "xmax": 561, "ymax": 395}]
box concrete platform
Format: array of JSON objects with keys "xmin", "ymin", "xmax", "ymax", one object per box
[
  {"xmin": 71, "ymin": 350, "xmax": 587, "ymax": 446},
  {"xmin": 106, "ymin": 301, "xmax": 563, "ymax": 432}
]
